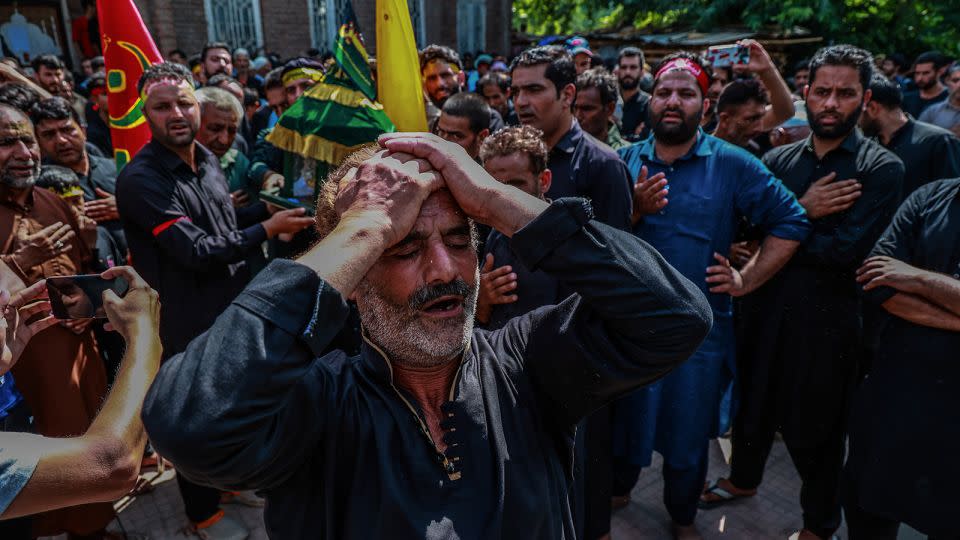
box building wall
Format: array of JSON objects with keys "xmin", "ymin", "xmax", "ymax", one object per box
[{"xmin": 132, "ymin": 0, "xmax": 509, "ymax": 59}]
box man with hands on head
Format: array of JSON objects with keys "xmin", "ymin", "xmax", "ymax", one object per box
[
  {"xmin": 142, "ymin": 131, "xmax": 713, "ymax": 540},
  {"xmin": 0, "ymin": 266, "xmax": 162, "ymax": 521},
  {"xmin": 614, "ymin": 51, "xmax": 810, "ymax": 538}
]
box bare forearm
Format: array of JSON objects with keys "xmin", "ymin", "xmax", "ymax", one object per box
[
  {"xmin": 477, "ymin": 184, "xmax": 550, "ymax": 238},
  {"xmin": 909, "ymin": 272, "xmax": 960, "ymax": 316},
  {"xmin": 882, "ymin": 293, "xmax": 960, "ymax": 331},
  {"xmin": 739, "ymin": 236, "xmax": 800, "ymax": 295},
  {"xmin": 759, "ymin": 67, "xmax": 795, "ymax": 131},
  {"xmin": 296, "ymin": 218, "xmax": 390, "ymax": 296},
  {"xmin": 2, "ymin": 329, "xmax": 162, "ymax": 519}
]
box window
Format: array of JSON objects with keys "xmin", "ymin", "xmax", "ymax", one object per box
[
  {"xmin": 308, "ymin": 0, "xmax": 355, "ymax": 51},
  {"xmin": 204, "ymin": 0, "xmax": 264, "ymax": 53},
  {"xmin": 457, "ymin": 0, "xmax": 486, "ymax": 55},
  {"xmin": 408, "ymin": 0, "xmax": 426, "ymax": 48}
]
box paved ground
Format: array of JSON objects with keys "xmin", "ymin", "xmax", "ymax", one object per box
[{"xmin": 40, "ymin": 438, "xmax": 924, "ymax": 540}]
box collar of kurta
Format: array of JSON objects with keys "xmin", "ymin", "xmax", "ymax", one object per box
[
  {"xmin": 552, "ymin": 118, "xmax": 582, "ymax": 155},
  {"xmin": 886, "ymin": 118, "xmax": 915, "ymax": 148},
  {"xmin": 802, "ymin": 127, "xmax": 863, "ymax": 155},
  {"xmin": 149, "ymin": 139, "xmax": 211, "ymax": 176},
  {"xmin": 635, "ymin": 128, "xmax": 713, "ymax": 165},
  {"xmin": 0, "ymin": 184, "xmax": 34, "ymax": 212}
]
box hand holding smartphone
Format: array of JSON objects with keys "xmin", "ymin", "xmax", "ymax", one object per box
[
  {"xmin": 46, "ymin": 275, "xmax": 130, "ymax": 319},
  {"xmin": 707, "ymin": 44, "xmax": 750, "ymax": 68}
]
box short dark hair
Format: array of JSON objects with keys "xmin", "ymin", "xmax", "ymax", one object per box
[
  {"xmin": 793, "ymin": 59, "xmax": 810, "ymax": 74},
  {"xmin": 242, "ymin": 87, "xmax": 259, "ymax": 108},
  {"xmin": 651, "ymin": 51, "xmax": 710, "ymax": 95},
  {"xmin": 808, "ymin": 44, "xmax": 874, "ymax": 93},
  {"xmin": 868, "ymin": 74, "xmax": 902, "ymax": 108},
  {"xmin": 477, "ymin": 72, "xmax": 510, "ymax": 94},
  {"xmin": 885, "ymin": 53, "xmax": 906, "ymax": 68},
  {"xmin": 168, "ymin": 48, "xmax": 187, "ymax": 59},
  {"xmin": 263, "ymin": 67, "xmax": 284, "ymax": 90},
  {"xmin": 419, "ymin": 45, "xmax": 462, "ymax": 73},
  {"xmin": 201, "ymin": 42, "xmax": 232, "ymax": 63},
  {"xmin": 87, "ymin": 73, "xmax": 106, "ymax": 90},
  {"xmin": 509, "ymin": 46, "xmax": 576, "ymax": 97},
  {"xmin": 137, "ymin": 62, "xmax": 194, "ymax": 94},
  {"xmin": 913, "ymin": 51, "xmax": 946, "ymax": 69},
  {"xmin": 30, "ymin": 96, "xmax": 82, "ymax": 127},
  {"xmin": 618, "ymin": 46, "xmax": 645, "ymax": 67},
  {"xmin": 207, "ymin": 73, "xmax": 240, "ymax": 88},
  {"xmin": 441, "ymin": 92, "xmax": 491, "ymax": 133},
  {"xmin": 717, "ymin": 79, "xmax": 768, "ymax": 114},
  {"xmin": 31, "ymin": 54, "xmax": 65, "ymax": 73},
  {"xmin": 36, "ymin": 165, "xmax": 81, "ymax": 195},
  {"xmin": 576, "ymin": 67, "xmax": 619, "ymax": 105},
  {"xmin": 0, "ymin": 82, "xmax": 41, "ymax": 112},
  {"xmin": 188, "ymin": 55, "xmax": 202, "ymax": 70},
  {"xmin": 90, "ymin": 56, "xmax": 105, "ymax": 71}
]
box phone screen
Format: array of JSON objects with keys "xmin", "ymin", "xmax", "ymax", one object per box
[
  {"xmin": 707, "ymin": 44, "xmax": 750, "ymax": 67},
  {"xmin": 46, "ymin": 275, "xmax": 129, "ymax": 319}
]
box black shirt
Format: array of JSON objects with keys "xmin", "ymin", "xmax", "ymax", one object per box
[
  {"xmin": 849, "ymin": 179, "xmax": 960, "ymax": 532},
  {"xmin": 883, "ymin": 118, "xmax": 960, "ymax": 198},
  {"xmin": 84, "ymin": 106, "xmax": 113, "ymax": 158},
  {"xmin": 81, "ymin": 155, "xmax": 127, "ymax": 265},
  {"xmin": 762, "ymin": 130, "xmax": 905, "ymax": 274},
  {"xmin": 620, "ymin": 90, "xmax": 650, "ymax": 142},
  {"xmin": 116, "ymin": 140, "xmax": 269, "ymax": 357},
  {"xmin": 901, "ymin": 87, "xmax": 948, "ymax": 118},
  {"xmin": 481, "ymin": 230, "xmax": 564, "ymax": 330},
  {"xmin": 141, "ymin": 198, "xmax": 713, "ymax": 540},
  {"xmin": 547, "ymin": 120, "xmax": 632, "ymax": 230}
]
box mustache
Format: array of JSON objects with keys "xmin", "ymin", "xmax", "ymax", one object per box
[{"xmin": 408, "ymin": 279, "xmax": 472, "ymax": 310}]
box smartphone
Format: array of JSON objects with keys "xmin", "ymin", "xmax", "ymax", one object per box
[
  {"xmin": 46, "ymin": 275, "xmax": 129, "ymax": 319},
  {"xmin": 707, "ymin": 44, "xmax": 750, "ymax": 68},
  {"xmin": 258, "ymin": 190, "xmax": 316, "ymax": 216}
]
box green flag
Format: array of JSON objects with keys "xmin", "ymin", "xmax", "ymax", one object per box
[{"xmin": 334, "ymin": 4, "xmax": 377, "ymax": 101}]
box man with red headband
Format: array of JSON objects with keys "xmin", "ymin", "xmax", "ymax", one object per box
[
  {"xmin": 612, "ymin": 51, "xmax": 811, "ymax": 538},
  {"xmin": 116, "ymin": 62, "xmax": 314, "ymax": 540}
]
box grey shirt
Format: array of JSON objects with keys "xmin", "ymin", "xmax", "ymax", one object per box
[
  {"xmin": 918, "ymin": 99, "xmax": 960, "ymax": 132},
  {"xmin": 0, "ymin": 441, "xmax": 39, "ymax": 515}
]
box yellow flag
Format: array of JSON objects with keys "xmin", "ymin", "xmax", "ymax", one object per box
[{"xmin": 376, "ymin": 0, "xmax": 428, "ymax": 132}]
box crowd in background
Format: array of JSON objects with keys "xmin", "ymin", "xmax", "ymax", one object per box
[{"xmin": 0, "ymin": 24, "xmax": 958, "ymax": 540}]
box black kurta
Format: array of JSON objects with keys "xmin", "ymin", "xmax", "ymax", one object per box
[
  {"xmin": 846, "ymin": 179, "xmax": 960, "ymax": 537},
  {"xmin": 142, "ymin": 198, "xmax": 713, "ymax": 540}
]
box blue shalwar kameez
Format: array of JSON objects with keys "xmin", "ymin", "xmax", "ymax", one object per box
[{"xmin": 613, "ymin": 131, "xmax": 810, "ymax": 523}]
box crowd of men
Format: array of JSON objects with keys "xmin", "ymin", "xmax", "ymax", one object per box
[{"xmin": 0, "ymin": 29, "xmax": 958, "ymax": 540}]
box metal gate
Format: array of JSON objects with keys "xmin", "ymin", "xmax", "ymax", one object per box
[{"xmin": 204, "ymin": 0, "xmax": 264, "ymax": 53}]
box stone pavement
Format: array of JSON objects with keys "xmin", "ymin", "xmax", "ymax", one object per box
[{"xmin": 43, "ymin": 438, "xmax": 922, "ymax": 540}]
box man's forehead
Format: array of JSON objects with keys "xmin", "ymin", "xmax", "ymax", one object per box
[
  {"xmin": 511, "ymin": 64, "xmax": 550, "ymax": 85},
  {"xmin": 417, "ymin": 190, "xmax": 465, "ymax": 220},
  {"xmin": 810, "ymin": 65, "xmax": 862, "ymax": 88},
  {"xmin": 656, "ymin": 71, "xmax": 699, "ymax": 91},
  {"xmin": 438, "ymin": 114, "xmax": 470, "ymax": 131},
  {"xmin": 425, "ymin": 60, "xmax": 455, "ymax": 75}
]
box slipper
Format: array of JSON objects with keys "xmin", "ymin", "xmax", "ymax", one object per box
[{"xmin": 698, "ymin": 480, "xmax": 754, "ymax": 509}]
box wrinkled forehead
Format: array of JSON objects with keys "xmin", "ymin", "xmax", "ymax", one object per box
[
  {"xmin": 143, "ymin": 78, "xmax": 195, "ymax": 102},
  {"xmin": 414, "ymin": 190, "xmax": 467, "ymax": 228},
  {"xmin": 0, "ymin": 108, "xmax": 33, "ymax": 135}
]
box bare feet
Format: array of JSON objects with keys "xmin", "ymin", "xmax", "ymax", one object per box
[
  {"xmin": 673, "ymin": 523, "xmax": 703, "ymax": 540},
  {"xmin": 699, "ymin": 477, "xmax": 757, "ymax": 505}
]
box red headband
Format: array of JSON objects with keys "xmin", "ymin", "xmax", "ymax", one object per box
[{"xmin": 655, "ymin": 58, "xmax": 710, "ymax": 97}]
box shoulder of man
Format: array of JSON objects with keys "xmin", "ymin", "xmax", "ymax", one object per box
[
  {"xmin": 577, "ymin": 129, "xmax": 625, "ymax": 165},
  {"xmin": 856, "ymin": 136, "xmax": 906, "ymax": 186},
  {"xmin": 761, "ymin": 138, "xmax": 805, "ymax": 172},
  {"xmin": 912, "ymin": 118, "xmax": 958, "ymax": 142}
]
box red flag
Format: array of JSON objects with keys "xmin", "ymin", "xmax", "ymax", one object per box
[{"xmin": 97, "ymin": 0, "xmax": 163, "ymax": 170}]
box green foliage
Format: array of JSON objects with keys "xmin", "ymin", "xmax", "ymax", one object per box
[{"xmin": 511, "ymin": 0, "xmax": 960, "ymax": 57}]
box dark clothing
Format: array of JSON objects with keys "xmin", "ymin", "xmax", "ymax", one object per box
[
  {"xmin": 251, "ymin": 106, "xmax": 275, "ymax": 141},
  {"xmin": 481, "ymin": 230, "xmax": 563, "ymax": 331},
  {"xmin": 883, "ymin": 118, "xmax": 960, "ymax": 198},
  {"xmin": 902, "ymin": 88, "xmax": 948, "ymax": 118},
  {"xmin": 845, "ymin": 179, "xmax": 960, "ymax": 538},
  {"xmin": 546, "ymin": 121, "xmax": 632, "ymax": 230},
  {"xmin": 621, "ymin": 90, "xmax": 650, "ymax": 142},
  {"xmin": 142, "ymin": 198, "xmax": 713, "ymax": 540},
  {"xmin": 79, "ymin": 155, "xmax": 127, "ymax": 266},
  {"xmin": 115, "ymin": 140, "xmax": 269, "ymax": 358},
  {"xmin": 84, "ymin": 109, "xmax": 113, "ymax": 158},
  {"xmin": 730, "ymin": 130, "xmax": 904, "ymax": 537}
]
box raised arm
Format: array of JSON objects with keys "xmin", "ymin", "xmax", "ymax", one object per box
[
  {"xmin": 379, "ymin": 133, "xmax": 713, "ymax": 425},
  {"xmin": 141, "ymin": 148, "xmax": 446, "ymax": 490},
  {"xmin": 2, "ymin": 267, "xmax": 161, "ymax": 519},
  {"xmin": 734, "ymin": 40, "xmax": 795, "ymax": 131}
]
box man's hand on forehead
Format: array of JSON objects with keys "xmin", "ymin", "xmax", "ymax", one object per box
[{"xmin": 334, "ymin": 146, "xmax": 446, "ymax": 248}]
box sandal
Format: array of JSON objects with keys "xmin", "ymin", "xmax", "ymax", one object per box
[{"xmin": 698, "ymin": 479, "xmax": 755, "ymax": 509}]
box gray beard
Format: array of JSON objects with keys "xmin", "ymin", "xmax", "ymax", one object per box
[
  {"xmin": 0, "ymin": 162, "xmax": 40, "ymax": 189},
  {"xmin": 356, "ymin": 269, "xmax": 480, "ymax": 368}
]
